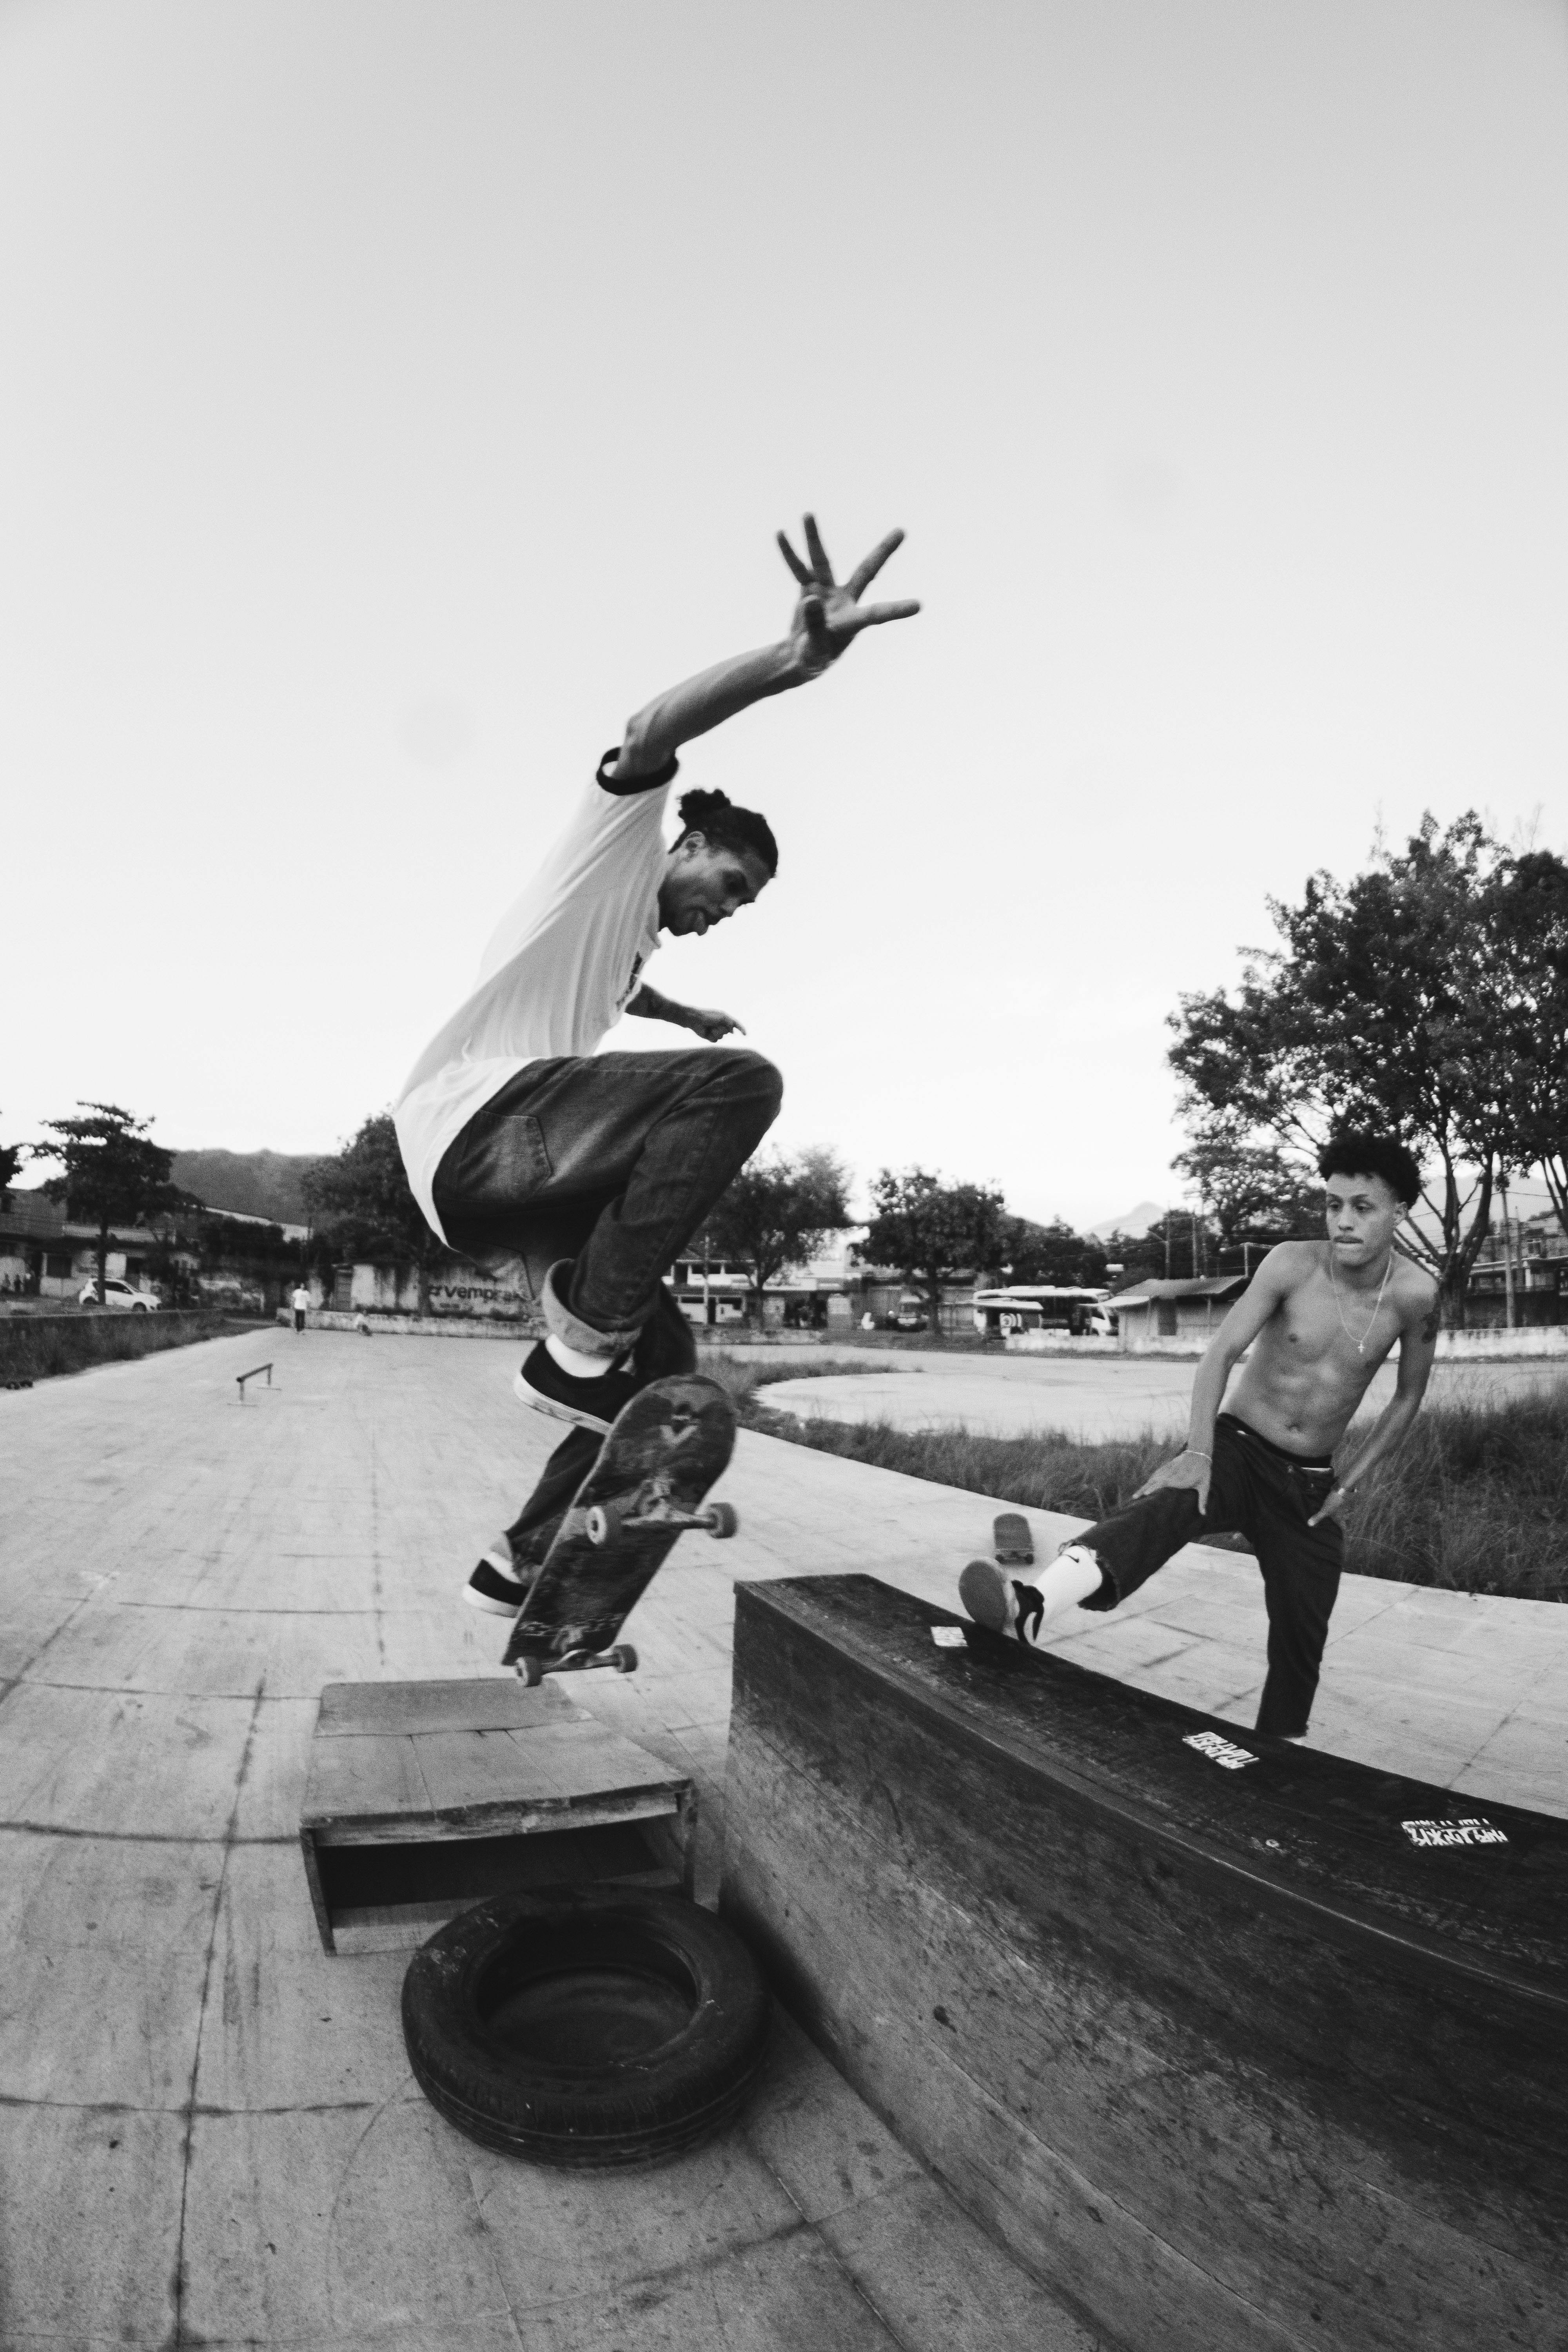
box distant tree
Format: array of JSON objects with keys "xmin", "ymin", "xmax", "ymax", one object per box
[
  {"xmin": 863, "ymin": 1167, "xmax": 1009, "ymax": 1334},
  {"xmin": 1497, "ymin": 848, "xmax": 1568, "ymax": 1243},
  {"xmin": 1000, "ymin": 1217, "xmax": 1109, "ymax": 1288},
  {"xmin": 703, "ymin": 1147, "xmax": 852, "ymax": 1326},
  {"xmin": 301, "ymin": 1113, "xmax": 451, "ymax": 1314},
  {"xmin": 1169, "ymin": 814, "xmax": 1519, "ymax": 1316},
  {"xmin": 0, "ymin": 1113, "xmax": 20, "ymax": 1195},
  {"xmin": 1172, "ymin": 1113, "xmax": 1323, "ymax": 1255},
  {"xmin": 30, "ymin": 1102, "xmax": 183, "ymax": 1303}
]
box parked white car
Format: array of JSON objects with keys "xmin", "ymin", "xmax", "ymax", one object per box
[{"xmin": 78, "ymin": 1279, "xmax": 160, "ymax": 1312}]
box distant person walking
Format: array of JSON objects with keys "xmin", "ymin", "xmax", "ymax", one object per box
[
  {"xmin": 960, "ymin": 1135, "xmax": 1441, "ymax": 1741},
  {"xmin": 391, "ymin": 516, "xmax": 920, "ymax": 1618},
  {"xmin": 290, "ymin": 1284, "xmax": 310, "ymax": 1334}
]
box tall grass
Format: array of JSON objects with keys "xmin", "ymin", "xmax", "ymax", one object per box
[{"xmin": 705, "ymin": 1354, "xmax": 1568, "ymax": 1604}]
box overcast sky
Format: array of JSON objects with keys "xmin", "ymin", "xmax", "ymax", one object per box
[{"xmin": 4, "ymin": 0, "xmax": 1566, "ymax": 1228}]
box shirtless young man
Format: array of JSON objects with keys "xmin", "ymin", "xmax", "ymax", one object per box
[
  {"xmin": 392, "ymin": 517, "xmax": 919, "ymax": 1618},
  {"xmin": 960, "ymin": 1134, "xmax": 1441, "ymax": 1739}
]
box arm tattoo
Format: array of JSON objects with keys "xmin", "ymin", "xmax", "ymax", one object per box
[{"xmin": 1420, "ymin": 1306, "xmax": 1440, "ymax": 1345}]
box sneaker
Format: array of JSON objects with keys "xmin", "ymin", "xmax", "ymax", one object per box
[
  {"xmin": 464, "ymin": 1553, "xmax": 528, "ymax": 1617},
  {"xmin": 958, "ymin": 1559, "xmax": 1046, "ymax": 1646},
  {"xmin": 512, "ymin": 1341, "xmax": 640, "ymax": 1434}
]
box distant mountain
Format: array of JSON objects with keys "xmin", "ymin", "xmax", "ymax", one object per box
[
  {"xmin": 1089, "ymin": 1200, "xmax": 1166, "ymax": 1242},
  {"xmin": 170, "ymin": 1149, "xmax": 319, "ymax": 1225}
]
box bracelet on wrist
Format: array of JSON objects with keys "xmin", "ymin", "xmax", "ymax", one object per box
[{"xmin": 1188, "ymin": 1448, "xmax": 1212, "ymax": 1461}]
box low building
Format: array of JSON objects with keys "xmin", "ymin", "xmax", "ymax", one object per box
[
  {"xmin": 1111, "ymin": 1274, "xmax": 1248, "ymax": 1352},
  {"xmin": 0, "ymin": 1189, "xmax": 166, "ymax": 1301}
]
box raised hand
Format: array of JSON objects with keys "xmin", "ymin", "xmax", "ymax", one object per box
[{"xmin": 776, "ymin": 515, "xmax": 920, "ymax": 677}]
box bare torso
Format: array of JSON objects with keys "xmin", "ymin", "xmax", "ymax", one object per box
[{"xmin": 1225, "ymin": 1242, "xmax": 1438, "ymax": 1457}]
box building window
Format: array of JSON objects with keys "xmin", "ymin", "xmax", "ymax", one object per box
[{"xmin": 45, "ymin": 1254, "xmax": 72, "ymax": 1279}]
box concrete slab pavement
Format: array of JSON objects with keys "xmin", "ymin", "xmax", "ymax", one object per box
[
  {"xmin": 0, "ymin": 1330, "xmax": 1100, "ymax": 2352},
  {"xmin": 0, "ymin": 1328, "xmax": 1560, "ymax": 2349}
]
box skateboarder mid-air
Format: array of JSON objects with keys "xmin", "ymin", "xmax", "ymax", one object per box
[
  {"xmin": 393, "ymin": 517, "xmax": 919, "ymax": 1617},
  {"xmin": 961, "ymin": 1135, "xmax": 1441, "ymax": 1739}
]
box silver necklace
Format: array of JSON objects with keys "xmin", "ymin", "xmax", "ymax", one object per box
[{"xmin": 1329, "ymin": 1247, "xmax": 1393, "ymax": 1355}]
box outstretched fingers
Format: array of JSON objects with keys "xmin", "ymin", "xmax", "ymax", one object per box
[
  {"xmin": 845, "ymin": 526, "xmax": 906, "ymax": 599},
  {"xmin": 776, "ymin": 529, "xmax": 812, "ymax": 586},
  {"xmin": 802, "ymin": 512, "xmax": 834, "ymax": 581},
  {"xmin": 851, "ymin": 596, "xmax": 922, "ymax": 630}
]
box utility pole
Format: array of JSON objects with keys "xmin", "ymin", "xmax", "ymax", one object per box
[
  {"xmin": 1500, "ymin": 1176, "xmax": 1515, "ymax": 1330},
  {"xmin": 702, "ymin": 1227, "xmax": 712, "ymax": 1330},
  {"xmin": 1164, "ymin": 1209, "xmax": 1171, "ymax": 1280}
]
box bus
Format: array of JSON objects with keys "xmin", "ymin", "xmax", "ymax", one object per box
[{"xmin": 972, "ymin": 1285, "xmax": 1116, "ymax": 1339}]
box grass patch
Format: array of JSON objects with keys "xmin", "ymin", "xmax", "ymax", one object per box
[
  {"xmin": 0, "ymin": 1310, "xmax": 254, "ymax": 1385},
  {"xmin": 704, "ymin": 1353, "xmax": 1568, "ymax": 1604}
]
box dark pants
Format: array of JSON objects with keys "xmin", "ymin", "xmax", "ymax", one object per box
[
  {"xmin": 292, "ymin": 1310, "xmax": 305, "ymax": 1332},
  {"xmin": 1074, "ymin": 1412, "xmax": 1344, "ymax": 1738},
  {"xmin": 432, "ymin": 1047, "xmax": 782, "ymax": 1563}
]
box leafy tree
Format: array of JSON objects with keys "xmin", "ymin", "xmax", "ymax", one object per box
[
  {"xmin": 0, "ymin": 1113, "xmax": 20, "ymax": 1195},
  {"xmin": 1169, "ymin": 815, "xmax": 1519, "ymax": 1316},
  {"xmin": 301, "ymin": 1113, "xmax": 452, "ymax": 1313},
  {"xmin": 863, "ymin": 1167, "xmax": 1009, "ymax": 1334},
  {"xmin": 1000, "ymin": 1217, "xmax": 1109, "ymax": 1288},
  {"xmin": 1497, "ymin": 848, "xmax": 1568, "ymax": 1241},
  {"xmin": 1172, "ymin": 1112, "xmax": 1323, "ymax": 1253},
  {"xmin": 30, "ymin": 1102, "xmax": 183, "ymax": 1303},
  {"xmin": 703, "ymin": 1146, "xmax": 852, "ymax": 1325}
]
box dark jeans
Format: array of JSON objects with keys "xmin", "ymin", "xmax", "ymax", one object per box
[
  {"xmin": 432, "ymin": 1047, "xmax": 782, "ymax": 1561},
  {"xmin": 1074, "ymin": 1412, "xmax": 1344, "ymax": 1739}
]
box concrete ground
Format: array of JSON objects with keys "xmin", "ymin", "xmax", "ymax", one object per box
[
  {"xmin": 758, "ymin": 1346, "xmax": 1568, "ymax": 1439},
  {"xmin": 1, "ymin": 1330, "xmax": 1562, "ymax": 2348}
]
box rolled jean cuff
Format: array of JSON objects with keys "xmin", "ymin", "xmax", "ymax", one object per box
[{"xmin": 541, "ymin": 1260, "xmax": 644, "ymax": 1358}]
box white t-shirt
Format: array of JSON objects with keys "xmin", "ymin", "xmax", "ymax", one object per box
[{"xmin": 394, "ymin": 753, "xmax": 675, "ymax": 1241}]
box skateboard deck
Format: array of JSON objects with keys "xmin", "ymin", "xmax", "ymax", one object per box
[
  {"xmin": 992, "ymin": 1511, "xmax": 1033, "ymax": 1566},
  {"xmin": 502, "ymin": 1374, "xmax": 738, "ymax": 1684}
]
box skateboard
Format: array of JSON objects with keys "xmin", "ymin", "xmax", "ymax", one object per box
[
  {"xmin": 991, "ymin": 1512, "xmax": 1033, "ymax": 1566},
  {"xmin": 501, "ymin": 1374, "xmax": 738, "ymax": 1684}
]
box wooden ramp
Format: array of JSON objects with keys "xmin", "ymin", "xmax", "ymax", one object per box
[
  {"xmin": 301, "ymin": 1678, "xmax": 695, "ymax": 1953},
  {"xmin": 721, "ymin": 1575, "xmax": 1568, "ymax": 2352}
]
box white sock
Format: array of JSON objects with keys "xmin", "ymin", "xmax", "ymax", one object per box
[
  {"xmin": 545, "ymin": 1332, "xmax": 617, "ymax": 1381},
  {"xmin": 1018, "ymin": 1543, "xmax": 1105, "ymax": 1626}
]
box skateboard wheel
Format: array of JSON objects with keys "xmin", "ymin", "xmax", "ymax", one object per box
[
  {"xmin": 585, "ymin": 1502, "xmax": 622, "ymax": 1547},
  {"xmin": 704, "ymin": 1501, "xmax": 739, "ymax": 1540},
  {"xmin": 610, "ymin": 1644, "xmax": 638, "ymax": 1675},
  {"xmin": 514, "ymin": 1655, "xmax": 545, "ymax": 1687}
]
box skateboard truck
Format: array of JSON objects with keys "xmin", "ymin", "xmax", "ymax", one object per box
[
  {"xmin": 584, "ymin": 1485, "xmax": 739, "ymax": 1548},
  {"xmin": 512, "ymin": 1640, "xmax": 639, "ymax": 1689}
]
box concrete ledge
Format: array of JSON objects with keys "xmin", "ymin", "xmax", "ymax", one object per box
[
  {"xmin": 721, "ymin": 1573, "xmax": 1567, "ymax": 2352},
  {"xmin": 284, "ymin": 1310, "xmax": 539, "ymax": 1338}
]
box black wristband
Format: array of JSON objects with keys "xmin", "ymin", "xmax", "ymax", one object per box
[{"xmin": 597, "ymin": 745, "xmax": 680, "ymax": 798}]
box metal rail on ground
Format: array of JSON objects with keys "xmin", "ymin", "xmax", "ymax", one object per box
[{"xmin": 236, "ymin": 1361, "xmax": 273, "ymax": 1401}]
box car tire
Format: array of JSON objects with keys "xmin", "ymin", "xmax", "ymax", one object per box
[{"xmin": 401, "ymin": 1887, "xmax": 770, "ymax": 2169}]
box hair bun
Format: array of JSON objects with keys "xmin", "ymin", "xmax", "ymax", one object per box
[{"xmin": 677, "ymin": 786, "xmax": 733, "ymax": 829}]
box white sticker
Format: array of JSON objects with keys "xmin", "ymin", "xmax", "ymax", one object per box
[
  {"xmin": 1184, "ymin": 1730, "xmax": 1258, "ymax": 1771},
  {"xmin": 1401, "ymin": 1817, "xmax": 1508, "ymax": 1849},
  {"xmin": 931, "ymin": 1626, "xmax": 968, "ymax": 1649}
]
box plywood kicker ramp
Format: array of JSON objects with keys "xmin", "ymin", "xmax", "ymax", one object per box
[{"xmin": 720, "ymin": 1574, "xmax": 1566, "ymax": 2352}]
